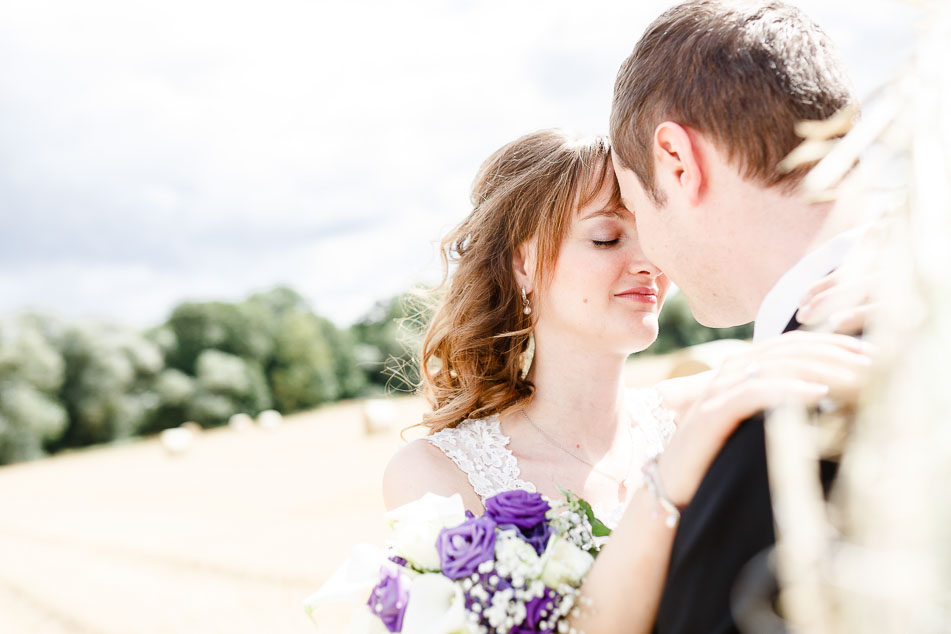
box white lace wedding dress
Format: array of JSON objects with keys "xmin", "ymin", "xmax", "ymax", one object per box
[{"xmin": 426, "ymin": 387, "xmax": 677, "ymax": 529}]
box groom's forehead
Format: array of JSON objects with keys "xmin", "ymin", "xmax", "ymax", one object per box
[{"xmin": 612, "ymin": 168, "xmax": 641, "ymax": 202}]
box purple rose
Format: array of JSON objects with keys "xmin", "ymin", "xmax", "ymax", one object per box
[
  {"xmin": 366, "ymin": 566, "xmax": 411, "ymax": 633},
  {"xmin": 484, "ymin": 490, "xmax": 550, "ymax": 530},
  {"xmin": 436, "ymin": 515, "xmax": 497, "ymax": 579},
  {"xmin": 519, "ymin": 520, "xmax": 554, "ymax": 556},
  {"xmin": 512, "ymin": 589, "xmax": 560, "ymax": 633}
]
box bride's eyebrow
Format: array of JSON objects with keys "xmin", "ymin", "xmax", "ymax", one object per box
[{"xmin": 581, "ymin": 207, "xmax": 627, "ymax": 221}]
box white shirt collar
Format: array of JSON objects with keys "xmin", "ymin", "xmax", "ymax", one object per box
[{"xmin": 752, "ymin": 228, "xmax": 864, "ymax": 343}]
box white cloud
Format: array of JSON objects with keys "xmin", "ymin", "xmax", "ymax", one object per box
[{"xmin": 0, "ymin": 0, "xmax": 917, "ymax": 326}]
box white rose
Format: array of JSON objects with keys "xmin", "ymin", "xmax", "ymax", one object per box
[
  {"xmin": 401, "ymin": 573, "xmax": 470, "ymax": 634},
  {"xmin": 539, "ymin": 536, "xmax": 594, "ymax": 589},
  {"xmin": 385, "ymin": 493, "xmax": 467, "ymax": 572}
]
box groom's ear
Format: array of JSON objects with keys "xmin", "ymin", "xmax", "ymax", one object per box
[
  {"xmin": 512, "ymin": 237, "xmax": 537, "ymax": 292},
  {"xmin": 653, "ymin": 122, "xmax": 703, "ymax": 206}
]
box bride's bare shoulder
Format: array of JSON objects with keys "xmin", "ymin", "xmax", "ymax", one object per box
[{"xmin": 382, "ymin": 437, "xmax": 480, "ymax": 512}]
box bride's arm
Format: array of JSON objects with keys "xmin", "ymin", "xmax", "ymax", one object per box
[
  {"xmin": 570, "ymin": 483, "xmax": 677, "ymax": 633},
  {"xmin": 652, "ymin": 370, "xmax": 714, "ymax": 423}
]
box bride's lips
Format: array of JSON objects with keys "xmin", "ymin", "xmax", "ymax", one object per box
[{"xmin": 615, "ymin": 286, "xmax": 658, "ymax": 304}]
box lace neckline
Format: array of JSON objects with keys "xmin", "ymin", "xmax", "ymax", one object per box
[{"xmin": 425, "ymin": 387, "xmax": 676, "ymax": 528}]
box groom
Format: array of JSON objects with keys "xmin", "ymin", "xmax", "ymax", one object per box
[{"xmin": 610, "ymin": 1, "xmax": 859, "ymax": 632}]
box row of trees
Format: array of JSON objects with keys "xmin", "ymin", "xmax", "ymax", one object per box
[
  {"xmin": 0, "ymin": 286, "xmax": 748, "ymax": 466},
  {"xmin": 0, "ymin": 288, "xmax": 421, "ymax": 465}
]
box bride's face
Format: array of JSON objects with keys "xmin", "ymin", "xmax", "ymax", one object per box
[{"xmin": 533, "ymin": 178, "xmax": 669, "ymax": 355}]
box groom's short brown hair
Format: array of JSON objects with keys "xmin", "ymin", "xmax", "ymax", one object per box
[{"xmin": 610, "ymin": 0, "xmax": 856, "ymax": 203}]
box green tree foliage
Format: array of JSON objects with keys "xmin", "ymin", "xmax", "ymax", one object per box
[
  {"xmin": 0, "ymin": 382, "xmax": 68, "ymax": 463},
  {"xmin": 648, "ymin": 291, "xmax": 753, "ymax": 355},
  {"xmin": 143, "ymin": 367, "xmax": 196, "ymax": 434},
  {"xmin": 269, "ymin": 312, "xmax": 338, "ymax": 411},
  {"xmin": 244, "ymin": 287, "xmax": 365, "ymax": 410},
  {"xmin": 186, "ymin": 349, "xmax": 271, "ymax": 426},
  {"xmin": 55, "ymin": 322, "xmax": 164, "ymax": 447},
  {"xmin": 156, "ymin": 287, "xmax": 364, "ymax": 421},
  {"xmin": 349, "ymin": 292, "xmax": 430, "ymax": 394},
  {"xmin": 164, "ymin": 301, "xmax": 272, "ymax": 374},
  {"xmin": 0, "ymin": 284, "xmax": 754, "ymax": 468},
  {"xmin": 316, "ymin": 316, "xmax": 365, "ymax": 400},
  {"xmin": 0, "ymin": 314, "xmax": 69, "ymax": 462},
  {"xmin": 0, "ymin": 288, "xmax": 376, "ymax": 465}
]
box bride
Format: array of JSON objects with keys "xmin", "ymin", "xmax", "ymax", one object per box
[{"xmin": 383, "ymin": 129, "xmax": 868, "ymax": 631}]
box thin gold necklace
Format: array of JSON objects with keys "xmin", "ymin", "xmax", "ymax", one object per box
[{"xmin": 519, "ymin": 409, "xmax": 636, "ymax": 495}]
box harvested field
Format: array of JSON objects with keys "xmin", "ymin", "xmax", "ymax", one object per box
[{"xmin": 0, "ymin": 354, "xmax": 681, "ymax": 633}]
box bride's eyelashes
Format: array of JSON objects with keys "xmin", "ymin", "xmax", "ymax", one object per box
[{"xmin": 582, "ymin": 218, "xmax": 630, "ymax": 247}]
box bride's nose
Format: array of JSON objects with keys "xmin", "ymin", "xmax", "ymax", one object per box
[{"xmin": 626, "ymin": 243, "xmax": 663, "ymax": 279}]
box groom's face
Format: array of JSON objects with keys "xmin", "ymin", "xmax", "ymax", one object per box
[{"xmin": 612, "ymin": 153, "xmax": 742, "ymax": 328}]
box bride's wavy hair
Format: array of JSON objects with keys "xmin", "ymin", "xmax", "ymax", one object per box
[{"xmin": 416, "ymin": 129, "xmax": 622, "ymax": 433}]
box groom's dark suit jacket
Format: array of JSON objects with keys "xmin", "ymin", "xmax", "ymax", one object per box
[{"xmin": 652, "ymin": 315, "xmax": 840, "ymax": 634}]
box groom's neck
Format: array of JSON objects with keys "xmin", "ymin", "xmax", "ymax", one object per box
[{"xmin": 742, "ymin": 188, "xmax": 836, "ymax": 313}]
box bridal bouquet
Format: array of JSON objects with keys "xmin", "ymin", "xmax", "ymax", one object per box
[{"xmin": 305, "ymin": 489, "xmax": 611, "ymax": 633}]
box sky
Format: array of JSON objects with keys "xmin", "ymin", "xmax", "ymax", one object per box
[{"xmin": 0, "ymin": 0, "xmax": 919, "ymax": 327}]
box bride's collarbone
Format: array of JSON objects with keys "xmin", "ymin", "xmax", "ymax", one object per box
[
  {"xmin": 499, "ymin": 413, "xmax": 638, "ymax": 506},
  {"xmin": 512, "ymin": 448, "xmax": 633, "ymax": 508}
]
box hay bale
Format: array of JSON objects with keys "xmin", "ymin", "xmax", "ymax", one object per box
[
  {"xmin": 362, "ymin": 398, "xmax": 398, "ymax": 435},
  {"xmin": 228, "ymin": 413, "xmax": 254, "ymax": 431},
  {"xmin": 257, "ymin": 409, "xmax": 283, "ymax": 430},
  {"xmin": 159, "ymin": 426, "xmax": 194, "ymax": 456}
]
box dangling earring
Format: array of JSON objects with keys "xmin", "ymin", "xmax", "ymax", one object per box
[{"xmin": 519, "ymin": 287, "xmax": 534, "ymax": 379}]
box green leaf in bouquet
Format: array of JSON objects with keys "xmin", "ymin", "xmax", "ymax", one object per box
[
  {"xmin": 576, "ymin": 497, "xmax": 612, "ymax": 538},
  {"xmin": 556, "ymin": 485, "xmax": 577, "ymax": 504},
  {"xmin": 556, "ymin": 486, "xmax": 612, "ymax": 538}
]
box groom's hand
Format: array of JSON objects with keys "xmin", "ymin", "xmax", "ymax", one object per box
[
  {"xmin": 657, "ymin": 332, "xmax": 871, "ymax": 508},
  {"xmin": 796, "ymin": 270, "xmax": 878, "ymax": 336}
]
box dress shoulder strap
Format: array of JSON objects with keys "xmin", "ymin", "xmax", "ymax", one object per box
[{"xmin": 426, "ymin": 415, "xmax": 536, "ymax": 504}]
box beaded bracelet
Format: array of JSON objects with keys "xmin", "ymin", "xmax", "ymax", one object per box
[{"xmin": 641, "ymin": 457, "xmax": 681, "ymax": 529}]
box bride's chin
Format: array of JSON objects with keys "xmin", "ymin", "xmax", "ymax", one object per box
[
  {"xmin": 630, "ymin": 314, "xmax": 660, "ymax": 332},
  {"xmin": 620, "ymin": 326, "xmax": 659, "ymax": 354}
]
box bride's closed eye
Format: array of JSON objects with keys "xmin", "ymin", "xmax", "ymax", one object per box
[{"xmin": 592, "ymin": 237, "xmax": 621, "ymax": 247}]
